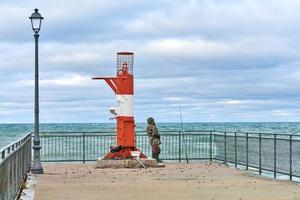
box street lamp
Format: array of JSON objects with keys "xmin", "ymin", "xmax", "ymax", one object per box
[{"xmin": 30, "ymin": 8, "xmax": 44, "ymax": 174}]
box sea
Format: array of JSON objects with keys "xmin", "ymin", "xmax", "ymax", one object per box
[{"xmin": 1, "ymin": 122, "xmax": 300, "ymax": 149}]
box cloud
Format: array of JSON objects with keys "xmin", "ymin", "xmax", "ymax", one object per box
[{"xmin": 0, "ymin": 0, "xmax": 300, "ymax": 123}]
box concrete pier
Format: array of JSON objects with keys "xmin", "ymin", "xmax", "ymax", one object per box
[{"xmin": 32, "ymin": 162, "xmax": 300, "ymax": 200}]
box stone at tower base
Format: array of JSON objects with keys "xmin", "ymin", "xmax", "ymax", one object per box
[{"xmin": 95, "ymin": 157, "xmax": 164, "ymax": 168}]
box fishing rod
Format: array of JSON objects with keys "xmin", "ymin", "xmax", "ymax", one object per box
[{"xmin": 179, "ymin": 106, "xmax": 189, "ymax": 164}]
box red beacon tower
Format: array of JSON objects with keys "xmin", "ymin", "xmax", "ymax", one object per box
[{"xmin": 93, "ymin": 52, "xmax": 146, "ymax": 159}]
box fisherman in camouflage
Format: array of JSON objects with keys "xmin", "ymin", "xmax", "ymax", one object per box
[{"xmin": 146, "ymin": 117, "xmax": 162, "ymax": 162}]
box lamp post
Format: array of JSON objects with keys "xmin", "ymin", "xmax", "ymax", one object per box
[{"xmin": 30, "ymin": 8, "xmax": 44, "ymax": 174}]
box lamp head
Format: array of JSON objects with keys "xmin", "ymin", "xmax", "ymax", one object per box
[{"xmin": 29, "ymin": 8, "xmax": 43, "ymax": 34}]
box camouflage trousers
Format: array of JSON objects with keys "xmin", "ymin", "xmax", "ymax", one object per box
[{"xmin": 152, "ymin": 145, "xmax": 161, "ymax": 154}]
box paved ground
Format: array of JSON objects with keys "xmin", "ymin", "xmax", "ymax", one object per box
[{"xmin": 33, "ymin": 162, "xmax": 300, "ymax": 200}]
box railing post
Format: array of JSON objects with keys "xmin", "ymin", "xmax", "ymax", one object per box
[
  {"xmin": 28, "ymin": 136, "xmax": 32, "ymax": 169},
  {"xmin": 259, "ymin": 133, "xmax": 262, "ymax": 175},
  {"xmin": 235, "ymin": 132, "xmax": 237, "ymax": 168},
  {"xmin": 178, "ymin": 131, "xmax": 181, "ymax": 163},
  {"xmin": 289, "ymin": 135, "xmax": 292, "ymax": 181},
  {"xmin": 246, "ymin": 133, "xmax": 248, "ymax": 170},
  {"xmin": 210, "ymin": 131, "xmax": 212, "ymax": 162},
  {"xmin": 274, "ymin": 134, "xmax": 277, "ymax": 179},
  {"xmin": 83, "ymin": 132, "xmax": 86, "ymax": 164},
  {"xmin": 224, "ymin": 132, "xmax": 227, "ymax": 164}
]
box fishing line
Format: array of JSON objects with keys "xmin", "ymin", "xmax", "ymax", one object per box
[{"xmin": 179, "ymin": 106, "xmax": 189, "ymax": 164}]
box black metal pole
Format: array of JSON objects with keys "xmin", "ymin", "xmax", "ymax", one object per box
[
  {"xmin": 246, "ymin": 133, "xmax": 248, "ymax": 170},
  {"xmin": 224, "ymin": 132, "xmax": 227, "ymax": 164},
  {"xmin": 31, "ymin": 33, "xmax": 43, "ymax": 174},
  {"xmin": 209, "ymin": 131, "xmax": 212, "ymax": 162},
  {"xmin": 274, "ymin": 134, "xmax": 276, "ymax": 179},
  {"xmin": 179, "ymin": 131, "xmax": 181, "ymax": 162},
  {"xmin": 289, "ymin": 135, "xmax": 292, "ymax": 181},
  {"xmin": 235, "ymin": 132, "xmax": 237, "ymax": 168},
  {"xmin": 259, "ymin": 133, "xmax": 262, "ymax": 175},
  {"xmin": 83, "ymin": 132, "xmax": 86, "ymax": 164}
]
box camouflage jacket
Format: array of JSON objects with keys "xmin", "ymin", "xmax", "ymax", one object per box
[{"xmin": 146, "ymin": 124, "xmax": 161, "ymax": 146}]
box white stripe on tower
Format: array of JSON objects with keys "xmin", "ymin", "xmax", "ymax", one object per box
[{"xmin": 116, "ymin": 95, "xmax": 134, "ymax": 116}]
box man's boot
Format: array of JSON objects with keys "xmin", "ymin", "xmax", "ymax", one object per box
[
  {"xmin": 152, "ymin": 153, "xmax": 161, "ymax": 162},
  {"xmin": 152, "ymin": 152, "xmax": 156, "ymax": 160},
  {"xmin": 156, "ymin": 153, "xmax": 162, "ymax": 163},
  {"xmin": 153, "ymin": 153, "xmax": 160, "ymax": 161}
]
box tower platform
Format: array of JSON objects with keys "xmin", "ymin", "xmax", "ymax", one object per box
[{"xmin": 96, "ymin": 157, "xmax": 164, "ymax": 168}]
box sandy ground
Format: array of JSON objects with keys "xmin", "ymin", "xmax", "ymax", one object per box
[{"xmin": 33, "ymin": 162, "xmax": 300, "ymax": 200}]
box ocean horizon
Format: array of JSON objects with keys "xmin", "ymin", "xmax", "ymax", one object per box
[{"xmin": 1, "ymin": 122, "xmax": 300, "ymax": 149}]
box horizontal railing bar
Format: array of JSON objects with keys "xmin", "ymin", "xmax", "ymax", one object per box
[
  {"xmin": 39, "ymin": 132, "xmax": 212, "ymax": 135},
  {"xmin": 38, "ymin": 131, "xmax": 300, "ymax": 138},
  {"xmin": 38, "ymin": 133, "xmax": 300, "ymax": 142},
  {"xmin": 213, "ymin": 134, "xmax": 300, "ymax": 141},
  {"xmin": 42, "ymin": 160, "xmax": 88, "ymax": 162},
  {"xmin": 38, "ymin": 130, "xmax": 214, "ymax": 133},
  {"xmin": 38, "ymin": 133, "xmax": 214, "ymax": 137},
  {"xmin": 214, "ymin": 131, "xmax": 300, "ymax": 137},
  {"xmin": 39, "ymin": 135, "xmax": 98, "ymax": 137},
  {"xmin": 41, "ymin": 157, "xmax": 212, "ymax": 162}
]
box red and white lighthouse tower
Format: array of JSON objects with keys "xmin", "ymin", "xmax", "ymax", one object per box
[{"xmin": 93, "ymin": 52, "xmax": 146, "ymax": 159}]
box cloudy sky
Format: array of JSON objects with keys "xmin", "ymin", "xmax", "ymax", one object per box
[{"xmin": 0, "ymin": 0, "xmax": 300, "ymax": 123}]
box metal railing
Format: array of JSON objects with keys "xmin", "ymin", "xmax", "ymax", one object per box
[
  {"xmin": 214, "ymin": 131, "xmax": 300, "ymax": 180},
  {"xmin": 0, "ymin": 133, "xmax": 32, "ymax": 200},
  {"xmin": 39, "ymin": 131, "xmax": 212, "ymax": 162},
  {"xmin": 38, "ymin": 131, "xmax": 300, "ymax": 181}
]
